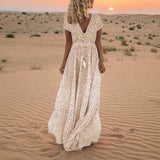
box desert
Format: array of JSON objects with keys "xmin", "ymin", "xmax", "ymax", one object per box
[{"xmin": 0, "ymin": 11, "xmax": 160, "ymax": 160}]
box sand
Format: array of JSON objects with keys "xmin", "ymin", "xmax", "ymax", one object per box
[{"xmin": 0, "ymin": 11, "xmax": 160, "ymax": 160}]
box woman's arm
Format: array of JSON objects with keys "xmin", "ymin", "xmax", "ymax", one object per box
[
  {"xmin": 62, "ymin": 30, "xmax": 73, "ymax": 64},
  {"xmin": 95, "ymin": 29, "xmax": 105, "ymax": 73},
  {"xmin": 60, "ymin": 30, "xmax": 73, "ymax": 74},
  {"xmin": 95, "ymin": 29, "xmax": 104, "ymax": 63}
]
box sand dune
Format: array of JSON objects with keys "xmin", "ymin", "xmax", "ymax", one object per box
[{"xmin": 0, "ymin": 11, "xmax": 160, "ymax": 160}]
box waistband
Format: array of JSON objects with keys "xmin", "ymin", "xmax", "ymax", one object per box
[{"xmin": 72, "ymin": 41, "xmax": 96, "ymax": 46}]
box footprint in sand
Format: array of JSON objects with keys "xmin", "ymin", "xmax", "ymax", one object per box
[
  {"xmin": 113, "ymin": 127, "xmax": 120, "ymax": 132},
  {"xmin": 129, "ymin": 128, "xmax": 136, "ymax": 133}
]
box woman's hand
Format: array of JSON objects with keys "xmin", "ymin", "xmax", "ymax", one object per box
[
  {"xmin": 99, "ymin": 61, "xmax": 105, "ymax": 73},
  {"xmin": 60, "ymin": 62, "xmax": 66, "ymax": 75}
]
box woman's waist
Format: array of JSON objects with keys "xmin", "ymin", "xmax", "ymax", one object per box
[{"xmin": 72, "ymin": 41, "xmax": 96, "ymax": 46}]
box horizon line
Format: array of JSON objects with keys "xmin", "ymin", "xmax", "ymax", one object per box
[{"xmin": 0, "ymin": 10, "xmax": 160, "ymax": 16}]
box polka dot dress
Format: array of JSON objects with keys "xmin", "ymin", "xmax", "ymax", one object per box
[{"xmin": 48, "ymin": 12, "xmax": 104, "ymax": 151}]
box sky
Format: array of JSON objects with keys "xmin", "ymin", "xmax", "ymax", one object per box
[{"xmin": 0, "ymin": 0, "xmax": 160, "ymax": 15}]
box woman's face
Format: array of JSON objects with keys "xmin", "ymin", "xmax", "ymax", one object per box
[{"xmin": 88, "ymin": 0, "xmax": 94, "ymax": 8}]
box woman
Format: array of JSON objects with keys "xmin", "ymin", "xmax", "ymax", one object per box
[{"xmin": 48, "ymin": 0, "xmax": 106, "ymax": 151}]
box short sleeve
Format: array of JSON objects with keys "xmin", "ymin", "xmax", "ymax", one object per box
[
  {"xmin": 95, "ymin": 14, "xmax": 103, "ymax": 31},
  {"xmin": 62, "ymin": 15, "xmax": 73, "ymax": 32}
]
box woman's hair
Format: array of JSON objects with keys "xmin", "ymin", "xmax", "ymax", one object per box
[{"xmin": 66, "ymin": 0, "xmax": 90, "ymax": 24}]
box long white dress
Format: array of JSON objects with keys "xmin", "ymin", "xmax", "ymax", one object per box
[{"xmin": 48, "ymin": 12, "xmax": 104, "ymax": 151}]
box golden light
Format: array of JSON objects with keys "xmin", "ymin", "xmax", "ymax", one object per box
[{"xmin": 109, "ymin": 7, "xmax": 114, "ymax": 11}]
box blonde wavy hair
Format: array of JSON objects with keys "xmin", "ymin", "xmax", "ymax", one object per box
[{"xmin": 66, "ymin": 0, "xmax": 91, "ymax": 24}]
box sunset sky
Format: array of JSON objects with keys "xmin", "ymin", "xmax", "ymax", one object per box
[{"xmin": 0, "ymin": 0, "xmax": 160, "ymax": 14}]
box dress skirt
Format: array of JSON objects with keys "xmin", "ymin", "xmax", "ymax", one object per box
[{"xmin": 48, "ymin": 41, "xmax": 101, "ymax": 151}]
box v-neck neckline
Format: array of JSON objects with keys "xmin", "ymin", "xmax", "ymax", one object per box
[{"xmin": 78, "ymin": 13, "xmax": 93, "ymax": 34}]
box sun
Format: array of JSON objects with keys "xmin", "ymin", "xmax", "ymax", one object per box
[{"xmin": 109, "ymin": 7, "xmax": 114, "ymax": 11}]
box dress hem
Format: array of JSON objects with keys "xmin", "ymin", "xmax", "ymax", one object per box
[{"xmin": 48, "ymin": 130, "xmax": 101, "ymax": 151}]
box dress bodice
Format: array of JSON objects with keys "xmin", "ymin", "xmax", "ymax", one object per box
[{"xmin": 62, "ymin": 13, "xmax": 103, "ymax": 43}]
